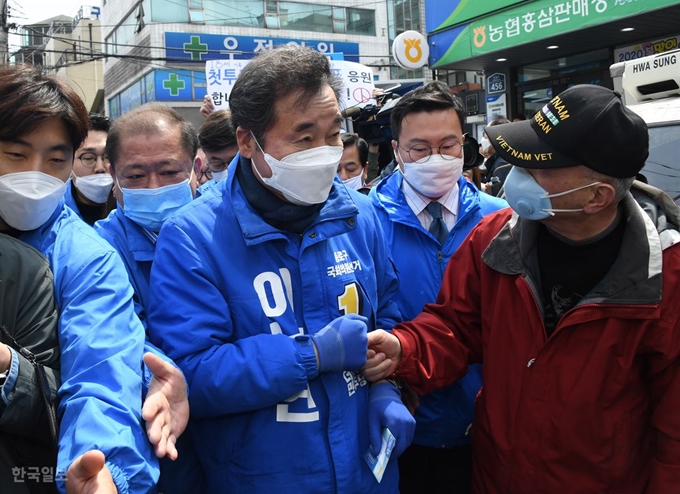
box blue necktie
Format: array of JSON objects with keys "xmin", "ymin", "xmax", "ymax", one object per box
[{"xmin": 426, "ymin": 201, "xmax": 448, "ymax": 245}]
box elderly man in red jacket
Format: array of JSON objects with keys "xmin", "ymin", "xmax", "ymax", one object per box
[{"xmin": 364, "ymin": 84, "xmax": 680, "ymax": 493}]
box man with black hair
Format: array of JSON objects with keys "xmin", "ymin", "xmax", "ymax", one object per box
[
  {"xmin": 94, "ymin": 103, "xmax": 201, "ymax": 494},
  {"xmin": 0, "ymin": 65, "xmax": 187, "ymax": 494},
  {"xmin": 148, "ymin": 45, "xmax": 413, "ymax": 493},
  {"xmin": 65, "ymin": 113, "xmax": 115, "ymax": 225},
  {"xmin": 196, "ymin": 109, "xmax": 238, "ymax": 195},
  {"xmin": 364, "ymin": 84, "xmax": 680, "ymax": 492},
  {"xmin": 338, "ymin": 133, "xmax": 369, "ymax": 192},
  {"xmin": 368, "ymin": 80, "xmax": 507, "ymax": 493}
]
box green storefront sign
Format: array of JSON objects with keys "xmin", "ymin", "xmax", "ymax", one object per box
[{"xmin": 433, "ymin": 0, "xmax": 680, "ymax": 68}]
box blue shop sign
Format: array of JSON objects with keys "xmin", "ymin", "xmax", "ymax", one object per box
[
  {"xmin": 165, "ymin": 32, "xmax": 360, "ymax": 62},
  {"xmin": 155, "ymin": 69, "xmax": 207, "ymax": 101},
  {"xmin": 487, "ymin": 73, "xmax": 506, "ymax": 94}
]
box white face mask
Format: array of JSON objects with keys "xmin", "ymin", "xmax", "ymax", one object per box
[
  {"xmin": 342, "ymin": 173, "xmax": 364, "ymax": 191},
  {"xmin": 0, "ymin": 171, "xmax": 67, "ymax": 231},
  {"xmin": 73, "ymin": 173, "xmax": 114, "ymax": 204},
  {"xmin": 211, "ymin": 169, "xmax": 228, "ymax": 183},
  {"xmin": 252, "ymin": 134, "xmax": 343, "ymax": 206},
  {"xmin": 480, "ymin": 137, "xmax": 491, "ymax": 153},
  {"xmin": 400, "ymin": 150, "xmax": 464, "ymax": 199}
]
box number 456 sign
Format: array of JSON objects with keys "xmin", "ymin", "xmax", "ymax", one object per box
[{"xmin": 487, "ymin": 73, "xmax": 506, "ymax": 94}]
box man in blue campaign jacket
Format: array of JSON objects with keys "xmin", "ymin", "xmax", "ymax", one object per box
[
  {"xmin": 94, "ymin": 104, "xmax": 206, "ymax": 493},
  {"xmin": 0, "ymin": 65, "xmax": 187, "ymax": 494},
  {"xmin": 148, "ymin": 46, "xmax": 415, "ymax": 493},
  {"xmin": 369, "ymin": 81, "xmax": 507, "ymax": 494},
  {"xmin": 64, "ymin": 114, "xmax": 115, "ymax": 226}
]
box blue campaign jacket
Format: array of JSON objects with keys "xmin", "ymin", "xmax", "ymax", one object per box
[
  {"xmin": 147, "ymin": 159, "xmax": 402, "ymax": 493},
  {"xmin": 196, "ymin": 178, "xmax": 217, "ymax": 197},
  {"xmin": 94, "ymin": 208, "xmax": 155, "ymax": 326},
  {"xmin": 63, "ymin": 181, "xmax": 83, "ymax": 221},
  {"xmin": 370, "ymin": 173, "xmax": 507, "ymax": 448},
  {"xmin": 94, "ymin": 208, "xmax": 205, "ymax": 494},
  {"xmin": 20, "ymin": 201, "xmax": 159, "ymax": 493}
]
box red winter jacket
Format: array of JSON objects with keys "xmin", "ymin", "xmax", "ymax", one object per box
[{"xmin": 394, "ymin": 186, "xmax": 680, "ymax": 493}]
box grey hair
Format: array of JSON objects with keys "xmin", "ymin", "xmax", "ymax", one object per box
[
  {"xmin": 229, "ymin": 46, "xmax": 343, "ymax": 146},
  {"xmin": 106, "ymin": 103, "xmax": 198, "ymax": 169},
  {"xmin": 586, "ymin": 168, "xmax": 636, "ymax": 203}
]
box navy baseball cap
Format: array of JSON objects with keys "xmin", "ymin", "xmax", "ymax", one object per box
[{"xmin": 485, "ymin": 85, "xmax": 649, "ymax": 178}]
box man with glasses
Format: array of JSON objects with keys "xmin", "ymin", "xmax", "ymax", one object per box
[
  {"xmin": 369, "ymin": 81, "xmax": 507, "ymax": 493},
  {"xmin": 195, "ymin": 109, "xmax": 238, "ymax": 196},
  {"xmin": 65, "ymin": 113, "xmax": 116, "ymax": 226}
]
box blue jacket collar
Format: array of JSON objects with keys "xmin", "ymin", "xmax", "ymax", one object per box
[
  {"xmin": 371, "ymin": 172, "xmax": 481, "ymax": 231},
  {"xmin": 115, "ymin": 208, "xmax": 156, "ymax": 262},
  {"xmin": 227, "ymin": 159, "xmax": 360, "ymax": 245}
]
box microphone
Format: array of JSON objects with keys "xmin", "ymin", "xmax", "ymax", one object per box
[{"xmin": 341, "ymin": 106, "xmax": 362, "ymax": 119}]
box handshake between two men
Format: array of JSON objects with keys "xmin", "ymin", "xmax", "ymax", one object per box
[{"xmin": 312, "ymin": 314, "xmax": 413, "ymax": 459}]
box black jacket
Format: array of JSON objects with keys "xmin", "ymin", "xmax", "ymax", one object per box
[{"xmin": 0, "ymin": 233, "xmax": 60, "ymax": 494}]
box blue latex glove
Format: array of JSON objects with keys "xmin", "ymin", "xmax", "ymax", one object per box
[
  {"xmin": 311, "ymin": 314, "xmax": 368, "ymax": 373},
  {"xmin": 368, "ymin": 381, "xmax": 416, "ymax": 458}
]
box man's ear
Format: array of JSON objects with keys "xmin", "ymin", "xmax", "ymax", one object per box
[
  {"xmin": 392, "ymin": 140, "xmax": 405, "ymax": 172},
  {"xmin": 583, "ymin": 183, "xmax": 617, "ymax": 214},
  {"xmin": 236, "ymin": 127, "xmax": 255, "ymax": 159},
  {"xmin": 193, "ymin": 156, "xmax": 202, "ymax": 175}
]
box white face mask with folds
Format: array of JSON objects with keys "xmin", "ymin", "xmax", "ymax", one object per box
[
  {"xmin": 252, "ymin": 133, "xmax": 343, "ymax": 206},
  {"xmin": 400, "ymin": 150, "xmax": 464, "ymax": 199},
  {"xmin": 0, "ymin": 171, "xmax": 67, "ymax": 231},
  {"xmin": 73, "ymin": 173, "xmax": 114, "ymax": 204},
  {"xmin": 342, "ymin": 173, "xmax": 364, "ymax": 191}
]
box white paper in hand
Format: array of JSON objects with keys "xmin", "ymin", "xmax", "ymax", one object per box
[{"xmin": 364, "ymin": 427, "xmax": 396, "ymax": 483}]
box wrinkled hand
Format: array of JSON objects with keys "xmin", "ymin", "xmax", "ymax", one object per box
[
  {"xmin": 199, "ymin": 94, "xmax": 215, "ymax": 118},
  {"xmin": 142, "ymin": 353, "xmax": 189, "ymax": 460},
  {"xmin": 368, "ymin": 381, "xmax": 415, "ymax": 459},
  {"xmin": 311, "ymin": 314, "xmax": 368, "ymax": 373},
  {"xmin": 66, "ymin": 450, "xmax": 116, "ymax": 494},
  {"xmin": 362, "ymin": 330, "xmax": 401, "ymax": 382}
]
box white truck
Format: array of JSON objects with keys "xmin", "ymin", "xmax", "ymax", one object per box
[{"xmin": 610, "ymin": 49, "xmax": 680, "ymax": 203}]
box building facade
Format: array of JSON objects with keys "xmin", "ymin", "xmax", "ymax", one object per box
[
  {"xmin": 102, "ymin": 0, "xmax": 430, "ymax": 128},
  {"xmin": 426, "ymin": 0, "xmax": 680, "ymax": 137},
  {"xmin": 11, "ymin": 7, "xmax": 104, "ymax": 113}
]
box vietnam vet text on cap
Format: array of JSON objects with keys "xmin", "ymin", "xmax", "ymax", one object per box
[{"xmin": 485, "ymin": 84, "xmax": 649, "ymax": 178}]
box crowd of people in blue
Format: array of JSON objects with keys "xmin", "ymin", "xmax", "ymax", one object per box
[{"xmin": 1, "ymin": 44, "xmax": 679, "ymax": 494}]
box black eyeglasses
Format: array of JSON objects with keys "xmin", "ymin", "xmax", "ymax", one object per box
[
  {"xmin": 398, "ymin": 140, "xmax": 463, "ymax": 163},
  {"xmin": 78, "ymin": 152, "xmax": 109, "ymax": 168},
  {"xmin": 207, "ymin": 157, "xmax": 236, "ymax": 173},
  {"xmin": 198, "ymin": 167, "xmax": 213, "ymax": 181}
]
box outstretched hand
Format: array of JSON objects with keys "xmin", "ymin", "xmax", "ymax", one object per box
[
  {"xmin": 142, "ymin": 352, "xmax": 189, "ymax": 460},
  {"xmin": 66, "ymin": 450, "xmax": 116, "ymax": 494}
]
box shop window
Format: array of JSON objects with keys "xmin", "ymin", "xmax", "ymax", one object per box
[
  {"xmin": 204, "ymin": 0, "xmax": 263, "ymax": 27},
  {"xmin": 151, "ymin": 0, "xmax": 190, "ymax": 22},
  {"xmin": 347, "ymin": 8, "xmax": 375, "ymax": 35},
  {"xmin": 276, "ymin": 2, "xmax": 330, "ymax": 32}
]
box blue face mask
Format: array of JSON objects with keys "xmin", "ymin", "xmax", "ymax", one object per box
[
  {"xmin": 119, "ymin": 174, "xmax": 194, "ymax": 232},
  {"xmin": 503, "ymin": 166, "xmax": 600, "ymax": 220}
]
